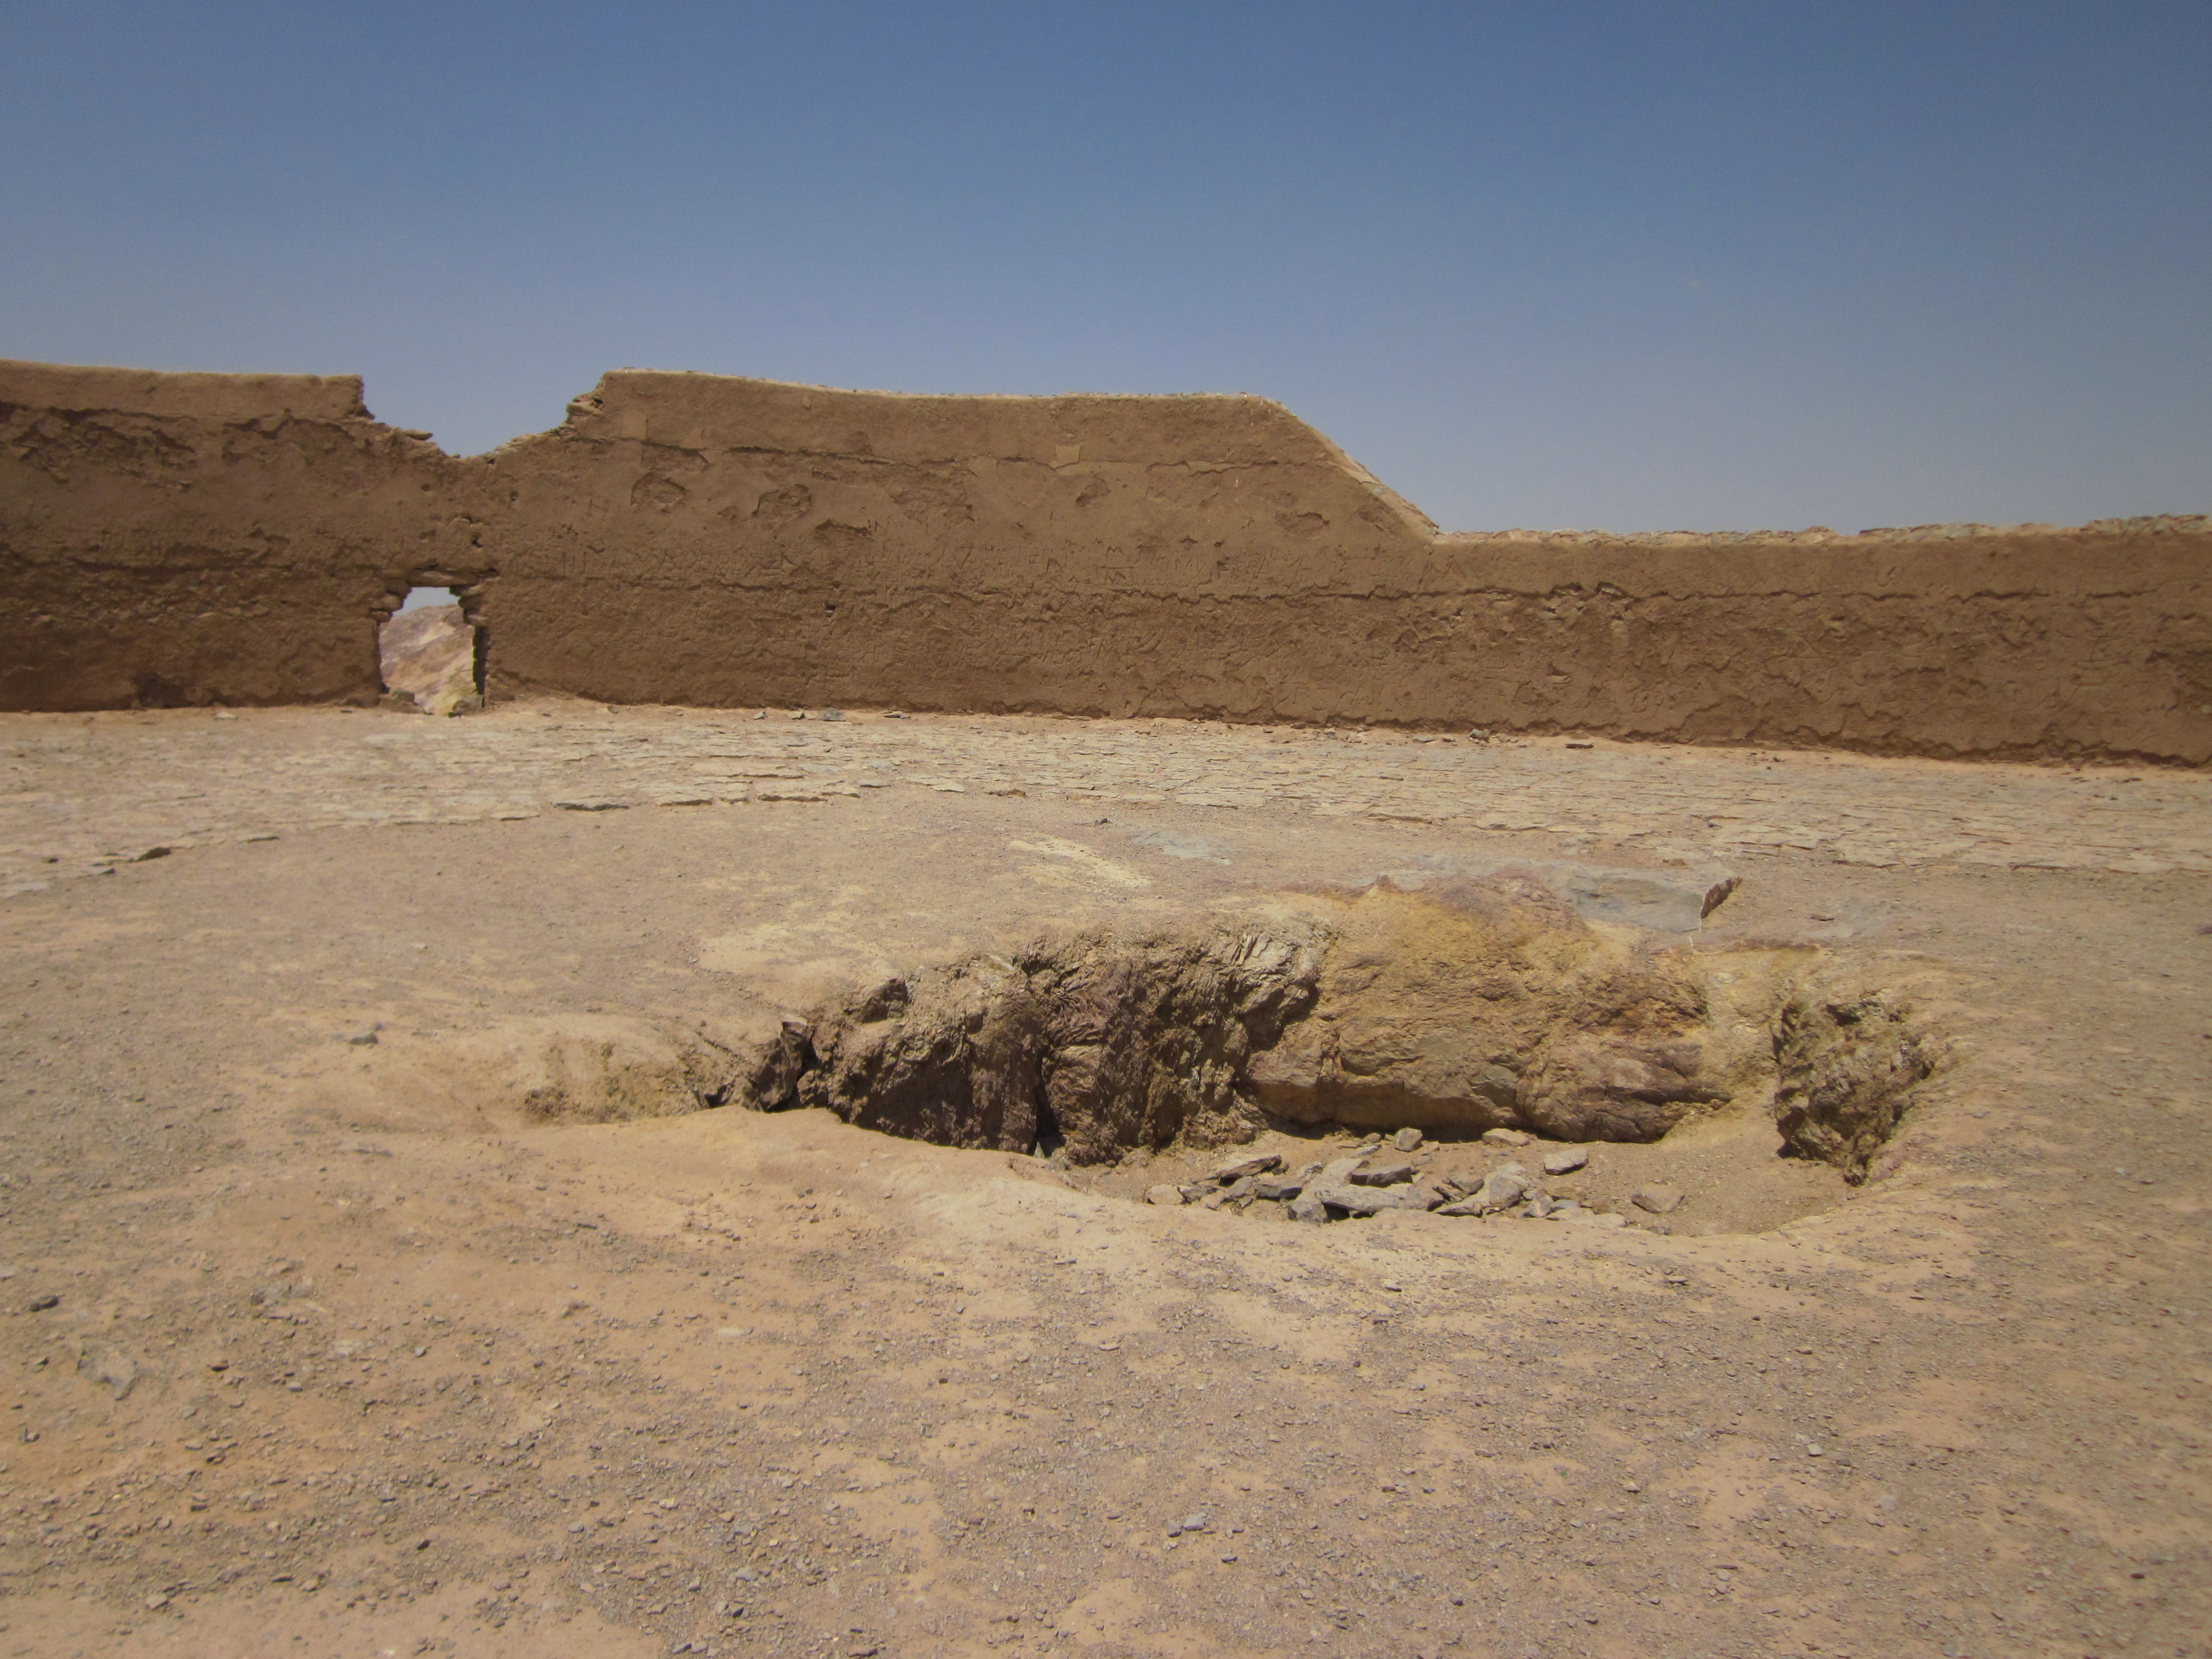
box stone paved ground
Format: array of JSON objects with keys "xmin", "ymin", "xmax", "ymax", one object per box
[{"xmin": 3, "ymin": 702, "xmax": 2208, "ymax": 898}]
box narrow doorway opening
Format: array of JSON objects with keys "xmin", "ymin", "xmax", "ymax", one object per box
[{"xmin": 379, "ymin": 586, "xmax": 482, "ymax": 714}]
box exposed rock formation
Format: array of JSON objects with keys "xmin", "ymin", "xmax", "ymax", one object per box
[
  {"xmin": 782, "ymin": 927, "xmax": 1323, "ymax": 1161},
  {"xmin": 277, "ymin": 883, "xmax": 1928, "ymax": 1179},
  {"xmin": 1772, "ymin": 989, "xmax": 1937, "ymax": 1179},
  {"xmin": 759, "ymin": 879, "xmax": 1737, "ymax": 1159},
  {"xmin": 1245, "ymin": 878, "xmax": 1728, "ymax": 1141}
]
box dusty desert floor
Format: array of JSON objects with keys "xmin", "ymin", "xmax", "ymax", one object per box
[{"xmin": 0, "ymin": 701, "xmax": 2206, "ymax": 1659}]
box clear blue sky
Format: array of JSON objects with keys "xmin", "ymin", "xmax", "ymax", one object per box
[{"xmin": 4, "ymin": 2, "xmax": 2206, "ymax": 530}]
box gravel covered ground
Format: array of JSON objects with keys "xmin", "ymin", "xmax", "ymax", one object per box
[{"xmin": 0, "ymin": 701, "xmax": 2204, "ymax": 1659}]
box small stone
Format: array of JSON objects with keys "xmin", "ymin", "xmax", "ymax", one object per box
[
  {"xmin": 1541, "ymin": 1145, "xmax": 1590, "ymax": 1176},
  {"xmin": 27, "ymin": 1294, "xmax": 58, "ymax": 1312},
  {"xmin": 1145, "ymin": 1185, "xmax": 1186, "ymax": 1207},
  {"xmin": 1286, "ymin": 1193, "xmax": 1329, "ymax": 1223},
  {"xmin": 1392, "ymin": 1128, "xmax": 1424, "ymax": 1152},
  {"xmin": 1632, "ymin": 1185, "xmax": 1685, "ymax": 1215},
  {"xmin": 1251, "ymin": 1178, "xmax": 1304, "ymax": 1201},
  {"xmin": 1482, "ymin": 1128, "xmax": 1531, "ymax": 1146},
  {"xmin": 1471, "ymin": 1168, "xmax": 1530, "ymax": 1214},
  {"xmin": 1181, "ymin": 1511, "xmax": 1209, "ymax": 1532},
  {"xmin": 1316, "ymin": 1182, "xmax": 1439, "ymax": 1216},
  {"xmin": 1350, "ymin": 1161, "xmax": 1416, "ymax": 1187},
  {"xmin": 343, "ymin": 1026, "xmax": 381, "ymax": 1046},
  {"xmin": 1211, "ymin": 1153, "xmax": 1284, "ymax": 1182},
  {"xmin": 78, "ymin": 1354, "xmax": 138, "ymax": 1407}
]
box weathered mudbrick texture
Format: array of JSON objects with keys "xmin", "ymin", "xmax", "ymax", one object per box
[{"xmin": 4, "ymin": 357, "xmax": 2207, "ymax": 762}]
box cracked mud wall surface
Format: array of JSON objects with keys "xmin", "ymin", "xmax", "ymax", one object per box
[{"xmin": 5, "ymin": 357, "xmax": 2208, "ymax": 763}]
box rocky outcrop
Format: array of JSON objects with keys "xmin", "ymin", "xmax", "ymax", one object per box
[
  {"xmin": 743, "ymin": 878, "xmax": 1740, "ymax": 1158},
  {"xmin": 777, "ymin": 926, "xmax": 1323, "ymax": 1161},
  {"xmin": 1512, "ymin": 967, "xmax": 1730, "ymax": 1141},
  {"xmin": 1243, "ymin": 878, "xmax": 1728, "ymax": 1141},
  {"xmin": 1772, "ymin": 990, "xmax": 1937, "ymax": 1179}
]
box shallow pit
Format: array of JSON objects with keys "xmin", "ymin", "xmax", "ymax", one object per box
[
  {"xmin": 302, "ymin": 875, "xmax": 1937, "ymax": 1237},
  {"xmin": 726, "ymin": 875, "xmax": 1937, "ymax": 1235}
]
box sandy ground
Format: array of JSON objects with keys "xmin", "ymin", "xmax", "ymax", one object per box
[{"xmin": 0, "ymin": 702, "xmax": 2205, "ymax": 1659}]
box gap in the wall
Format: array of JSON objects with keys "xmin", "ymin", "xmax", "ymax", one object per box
[
  {"xmin": 397, "ymin": 585, "xmax": 459, "ymax": 614},
  {"xmin": 379, "ymin": 587, "xmax": 483, "ymax": 714}
]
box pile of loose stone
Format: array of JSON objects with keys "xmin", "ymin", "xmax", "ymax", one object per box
[{"xmin": 1142, "ymin": 1126, "xmax": 1686, "ymax": 1226}]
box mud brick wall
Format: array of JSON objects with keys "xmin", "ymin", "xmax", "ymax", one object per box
[
  {"xmin": 0, "ymin": 361, "xmax": 476, "ymax": 711},
  {"xmin": 4, "ymin": 357, "xmax": 2207, "ymax": 764}
]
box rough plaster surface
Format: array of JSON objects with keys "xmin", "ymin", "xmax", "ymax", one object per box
[{"xmin": 4, "ymin": 358, "xmax": 2207, "ymax": 763}]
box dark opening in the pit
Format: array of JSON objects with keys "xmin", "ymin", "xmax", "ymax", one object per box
[{"xmin": 378, "ymin": 586, "xmax": 483, "ymax": 714}]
